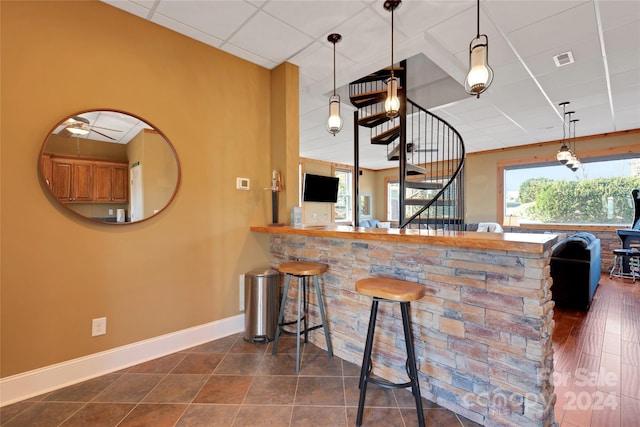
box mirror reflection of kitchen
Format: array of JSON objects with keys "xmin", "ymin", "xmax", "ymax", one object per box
[{"xmin": 39, "ymin": 110, "xmax": 180, "ymax": 224}]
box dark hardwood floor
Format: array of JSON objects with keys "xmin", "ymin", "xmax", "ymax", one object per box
[{"xmin": 552, "ymin": 273, "xmax": 640, "ymax": 426}]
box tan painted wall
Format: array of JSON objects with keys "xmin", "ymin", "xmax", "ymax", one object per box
[
  {"xmin": 270, "ymin": 63, "xmax": 300, "ymax": 224},
  {"xmin": 0, "ymin": 1, "xmax": 297, "ymax": 376}
]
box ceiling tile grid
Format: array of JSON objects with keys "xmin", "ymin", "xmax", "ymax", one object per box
[{"xmin": 100, "ymin": 0, "xmax": 640, "ymax": 170}]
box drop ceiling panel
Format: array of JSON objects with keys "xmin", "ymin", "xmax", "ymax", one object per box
[
  {"xmin": 228, "ymin": 11, "xmax": 314, "ymax": 65},
  {"xmin": 153, "ymin": 1, "xmax": 258, "ymax": 40},
  {"xmin": 290, "ymin": 42, "xmax": 356, "ymax": 84},
  {"xmin": 597, "ymin": 0, "xmax": 640, "ymax": 31},
  {"xmin": 611, "ymin": 69, "xmax": 640, "ymax": 112},
  {"xmin": 604, "ymin": 21, "xmax": 640, "ymax": 74},
  {"xmin": 300, "ymin": 91, "xmax": 331, "ymax": 115},
  {"xmin": 150, "ymin": 14, "xmax": 225, "ymax": 49},
  {"xmin": 393, "ymin": 1, "xmax": 471, "ymax": 35},
  {"xmin": 485, "ymin": 61, "xmax": 531, "ymax": 89},
  {"xmin": 99, "ymin": 0, "xmax": 640, "ymax": 166},
  {"xmin": 483, "ymin": 1, "xmax": 584, "ymax": 34},
  {"xmin": 543, "ymin": 77, "xmax": 609, "ymax": 109},
  {"xmin": 333, "ymin": 8, "xmax": 405, "ymax": 66},
  {"xmin": 536, "ymin": 61, "xmax": 606, "ymax": 92},
  {"xmin": 263, "ymin": 0, "xmax": 367, "ymax": 39},
  {"xmin": 506, "ymin": 2, "xmax": 598, "ymax": 59},
  {"xmin": 504, "ymin": 106, "xmax": 561, "ymax": 129},
  {"xmin": 426, "ymin": 7, "xmax": 480, "ymax": 57},
  {"xmin": 615, "ymin": 107, "xmax": 640, "ymax": 130}
]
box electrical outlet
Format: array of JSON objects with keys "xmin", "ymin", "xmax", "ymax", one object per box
[
  {"xmin": 92, "ymin": 317, "xmax": 107, "ymax": 337},
  {"xmin": 239, "ymin": 274, "xmax": 245, "ymax": 311},
  {"xmin": 108, "ymin": 209, "xmax": 114, "ymax": 215}
]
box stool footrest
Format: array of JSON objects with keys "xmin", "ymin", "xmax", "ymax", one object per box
[
  {"xmin": 277, "ymin": 323, "xmax": 324, "ymax": 337},
  {"xmin": 366, "ymin": 376, "xmax": 413, "ymax": 390}
]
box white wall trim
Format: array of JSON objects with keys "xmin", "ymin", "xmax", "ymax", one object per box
[{"xmin": 0, "ymin": 314, "xmax": 244, "ymax": 407}]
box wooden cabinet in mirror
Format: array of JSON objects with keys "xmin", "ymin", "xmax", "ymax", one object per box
[{"xmin": 39, "ymin": 109, "xmax": 181, "ymax": 224}]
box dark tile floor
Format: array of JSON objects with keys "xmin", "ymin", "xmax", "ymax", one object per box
[
  {"xmin": 0, "ymin": 335, "xmax": 479, "ymax": 427},
  {"xmin": 6, "ymin": 273, "xmax": 636, "ymax": 426}
]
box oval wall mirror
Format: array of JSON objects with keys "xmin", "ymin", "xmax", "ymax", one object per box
[{"xmin": 39, "ymin": 109, "xmax": 180, "ymax": 224}]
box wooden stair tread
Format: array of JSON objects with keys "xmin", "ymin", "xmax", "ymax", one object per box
[
  {"xmin": 350, "ymin": 89, "xmax": 387, "ymax": 108},
  {"xmin": 356, "ymin": 277, "xmax": 425, "ymax": 302},
  {"xmin": 371, "ymin": 126, "xmax": 400, "ymax": 145},
  {"xmin": 349, "ymin": 87, "xmax": 404, "ymax": 108},
  {"xmin": 406, "ymin": 181, "xmax": 443, "ymax": 190},
  {"xmin": 405, "ymin": 198, "xmax": 456, "ymax": 206},
  {"xmin": 359, "ymin": 111, "xmax": 392, "ymax": 128},
  {"xmin": 404, "ymin": 217, "xmax": 464, "ymax": 224},
  {"xmin": 279, "ymin": 261, "xmax": 328, "ymax": 276}
]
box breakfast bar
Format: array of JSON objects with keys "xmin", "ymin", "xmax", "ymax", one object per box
[{"xmin": 250, "ymin": 225, "xmax": 559, "ymax": 427}]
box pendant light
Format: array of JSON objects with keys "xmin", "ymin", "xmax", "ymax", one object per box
[
  {"xmin": 556, "ymin": 102, "xmax": 573, "ymax": 164},
  {"xmin": 464, "ymin": 0, "xmax": 494, "ymax": 98},
  {"xmin": 326, "ymin": 33, "xmax": 343, "ymax": 135},
  {"xmin": 564, "ymin": 111, "xmax": 577, "ymax": 169},
  {"xmin": 569, "ymin": 118, "xmax": 581, "ymax": 171},
  {"xmin": 384, "ymin": 0, "xmax": 401, "ymax": 118}
]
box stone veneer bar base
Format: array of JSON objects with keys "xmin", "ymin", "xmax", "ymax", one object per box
[{"xmin": 251, "ymin": 225, "xmax": 559, "ymax": 427}]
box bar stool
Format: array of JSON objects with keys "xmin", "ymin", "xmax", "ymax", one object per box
[
  {"xmin": 355, "ymin": 277, "xmax": 426, "ymax": 427},
  {"xmin": 271, "ymin": 261, "xmax": 333, "ymax": 373},
  {"xmin": 610, "ymin": 248, "xmax": 640, "ymax": 279}
]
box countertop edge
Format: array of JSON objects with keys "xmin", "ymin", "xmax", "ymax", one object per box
[{"xmin": 250, "ymin": 225, "xmax": 558, "ymax": 254}]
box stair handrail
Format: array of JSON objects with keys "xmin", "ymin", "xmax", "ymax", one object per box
[{"xmin": 399, "ymin": 97, "xmax": 465, "ymax": 229}]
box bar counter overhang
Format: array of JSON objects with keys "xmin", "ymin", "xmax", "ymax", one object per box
[{"xmin": 251, "ymin": 224, "xmax": 559, "ymax": 427}]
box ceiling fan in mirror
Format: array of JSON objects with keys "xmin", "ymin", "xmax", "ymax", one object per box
[{"xmin": 62, "ymin": 116, "xmax": 123, "ymax": 141}]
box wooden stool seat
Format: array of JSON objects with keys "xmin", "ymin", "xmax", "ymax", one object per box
[
  {"xmin": 272, "ymin": 261, "xmax": 332, "ymax": 373},
  {"xmin": 278, "ymin": 261, "xmax": 328, "ymax": 276},
  {"xmin": 355, "ymin": 277, "xmax": 425, "ymax": 302},
  {"xmin": 355, "ymin": 277, "xmax": 425, "ymax": 427}
]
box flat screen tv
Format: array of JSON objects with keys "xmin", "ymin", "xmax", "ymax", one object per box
[{"xmin": 302, "ymin": 173, "xmax": 339, "ymax": 203}]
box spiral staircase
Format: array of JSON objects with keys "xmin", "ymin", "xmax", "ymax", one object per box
[{"xmin": 349, "ymin": 60, "xmax": 466, "ymax": 230}]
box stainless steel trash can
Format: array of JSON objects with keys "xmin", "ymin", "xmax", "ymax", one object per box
[{"xmin": 244, "ymin": 268, "xmax": 280, "ymax": 343}]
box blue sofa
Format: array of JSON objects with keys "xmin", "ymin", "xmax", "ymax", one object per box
[
  {"xmin": 358, "ymin": 219, "xmax": 392, "ymax": 228},
  {"xmin": 550, "ymin": 232, "xmax": 601, "ymax": 310}
]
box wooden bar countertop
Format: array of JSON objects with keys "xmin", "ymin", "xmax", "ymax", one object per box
[{"xmin": 250, "ymin": 224, "xmax": 558, "ymax": 254}]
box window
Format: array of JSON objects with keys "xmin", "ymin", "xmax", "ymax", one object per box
[
  {"xmin": 334, "ymin": 168, "xmax": 352, "ymax": 222},
  {"xmin": 504, "ymin": 157, "xmax": 640, "ymax": 225},
  {"xmin": 387, "ymin": 180, "xmax": 399, "ymax": 221},
  {"xmin": 387, "ymin": 177, "xmax": 459, "ymax": 223}
]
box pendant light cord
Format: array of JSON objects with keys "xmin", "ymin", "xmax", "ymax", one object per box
[
  {"xmin": 333, "ymin": 41, "xmax": 337, "ymax": 95},
  {"xmin": 562, "ymin": 104, "xmax": 567, "ymax": 141},
  {"xmin": 476, "ymin": 0, "xmax": 480, "ymax": 38},
  {"xmin": 390, "ymin": 6, "xmax": 394, "ymax": 78}
]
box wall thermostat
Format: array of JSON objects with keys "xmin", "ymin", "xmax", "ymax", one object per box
[{"xmin": 236, "ymin": 177, "xmax": 250, "ymax": 190}]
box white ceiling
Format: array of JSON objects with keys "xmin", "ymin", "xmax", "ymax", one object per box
[
  {"xmin": 101, "ymin": 0, "xmax": 640, "ymax": 170},
  {"xmin": 54, "ymin": 111, "xmax": 152, "ymax": 144}
]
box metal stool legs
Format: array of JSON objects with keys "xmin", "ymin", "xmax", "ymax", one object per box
[
  {"xmin": 272, "ymin": 273, "xmax": 332, "ymax": 373},
  {"xmin": 610, "ymin": 253, "xmax": 623, "ymax": 278},
  {"xmin": 356, "ymin": 298, "xmax": 424, "ymax": 427}
]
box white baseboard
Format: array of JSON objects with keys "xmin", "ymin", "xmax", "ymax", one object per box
[{"xmin": 0, "ymin": 314, "xmax": 244, "ymax": 407}]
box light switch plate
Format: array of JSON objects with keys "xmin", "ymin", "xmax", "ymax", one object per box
[{"xmin": 236, "ymin": 177, "xmax": 250, "ymax": 190}]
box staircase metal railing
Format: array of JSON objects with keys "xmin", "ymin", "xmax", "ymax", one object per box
[{"xmin": 349, "ymin": 62, "xmax": 465, "ymax": 230}]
